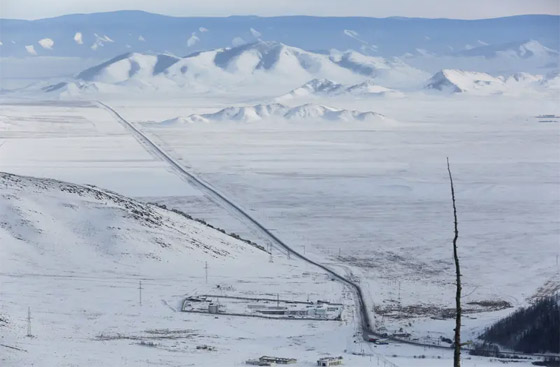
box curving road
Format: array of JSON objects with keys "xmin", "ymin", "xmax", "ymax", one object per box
[{"xmin": 97, "ymin": 101, "xmax": 554, "ymax": 358}]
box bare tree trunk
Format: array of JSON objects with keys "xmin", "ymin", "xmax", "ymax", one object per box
[{"xmin": 447, "ymin": 157, "xmax": 461, "ymax": 367}]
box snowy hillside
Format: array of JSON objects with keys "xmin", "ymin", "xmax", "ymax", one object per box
[
  {"xmin": 330, "ymin": 50, "xmax": 429, "ymax": 88},
  {"xmin": 0, "ymin": 171, "xmax": 268, "ymax": 275},
  {"xmin": 150, "ymin": 103, "xmax": 384, "ymax": 124},
  {"xmin": 424, "ymin": 69, "xmax": 555, "ymax": 95},
  {"xmin": 277, "ymin": 78, "xmax": 404, "ymax": 100},
  {"xmin": 0, "ymin": 171, "xmax": 370, "ymax": 366}
]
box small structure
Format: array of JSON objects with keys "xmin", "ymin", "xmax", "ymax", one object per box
[
  {"xmin": 246, "ymin": 356, "xmax": 297, "ymax": 365},
  {"xmin": 208, "ymin": 303, "xmax": 219, "ymax": 314},
  {"xmin": 317, "ymin": 356, "xmax": 343, "ymax": 366}
]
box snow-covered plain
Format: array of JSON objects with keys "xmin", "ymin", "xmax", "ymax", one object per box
[
  {"xmin": 118, "ymin": 93, "xmax": 560, "ymax": 345},
  {"xmin": 0, "ymin": 101, "xmax": 201, "ymax": 197},
  {"xmin": 1, "ymin": 94, "xmax": 553, "ymax": 366}
]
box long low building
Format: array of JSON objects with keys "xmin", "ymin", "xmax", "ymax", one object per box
[
  {"xmin": 317, "ymin": 356, "xmax": 343, "ymax": 366},
  {"xmin": 250, "ymin": 303, "xmax": 343, "ymax": 319},
  {"xmin": 246, "ymin": 356, "xmax": 297, "ymax": 365}
]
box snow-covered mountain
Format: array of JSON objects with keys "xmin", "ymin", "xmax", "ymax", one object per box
[
  {"xmin": 403, "ymin": 39, "xmax": 559, "ymax": 76},
  {"xmin": 36, "ymin": 42, "xmax": 425, "ymax": 95},
  {"xmin": 29, "ymin": 46, "xmax": 560, "ymax": 98},
  {"xmin": 1, "ymin": 11, "xmax": 557, "ymax": 59},
  {"xmin": 150, "ymin": 103, "xmax": 384, "ymax": 124},
  {"xmin": 424, "ymin": 69, "xmax": 555, "ymax": 95},
  {"xmin": 454, "ymin": 40, "xmax": 558, "ymax": 61},
  {"xmin": 540, "ymin": 71, "xmax": 560, "ymax": 89},
  {"xmin": 277, "ymin": 78, "xmax": 404, "ymax": 100},
  {"xmin": 425, "ymin": 70, "xmax": 503, "ymax": 93},
  {"xmin": 0, "ymin": 171, "xmax": 267, "ymax": 274},
  {"xmin": 329, "ymin": 50, "xmax": 429, "ymax": 88}
]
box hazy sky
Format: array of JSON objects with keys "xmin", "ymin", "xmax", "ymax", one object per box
[{"xmin": 2, "ymin": 0, "xmax": 559, "ymax": 20}]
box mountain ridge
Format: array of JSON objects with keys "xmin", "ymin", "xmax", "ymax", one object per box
[
  {"xmin": 146, "ymin": 103, "xmax": 385, "ymax": 124},
  {"xmin": 2, "ymin": 11, "xmax": 557, "ymax": 58}
]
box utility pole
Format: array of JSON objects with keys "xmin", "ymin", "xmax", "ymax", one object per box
[
  {"xmin": 398, "ymin": 281, "xmax": 401, "ymax": 307},
  {"xmin": 205, "ymin": 262, "xmax": 208, "ymax": 284},
  {"xmin": 139, "ymin": 280, "xmax": 143, "ymax": 306},
  {"xmin": 27, "ymin": 307, "xmax": 32, "ymax": 337}
]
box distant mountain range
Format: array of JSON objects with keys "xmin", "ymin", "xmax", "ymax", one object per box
[
  {"xmin": 35, "ymin": 41, "xmax": 427, "ymax": 95},
  {"xmin": 425, "ymin": 69, "xmax": 558, "ymax": 95},
  {"xmin": 148, "ymin": 103, "xmax": 385, "ymax": 124},
  {"xmin": 15, "ymin": 39, "xmax": 553, "ymax": 100},
  {"xmin": 1, "ymin": 11, "xmax": 558, "ymax": 59}
]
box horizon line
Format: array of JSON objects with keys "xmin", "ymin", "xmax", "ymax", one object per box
[{"xmin": 3, "ymin": 9, "xmax": 559, "ymax": 22}]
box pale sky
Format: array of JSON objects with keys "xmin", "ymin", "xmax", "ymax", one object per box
[{"xmin": 1, "ymin": 0, "xmax": 559, "ymax": 20}]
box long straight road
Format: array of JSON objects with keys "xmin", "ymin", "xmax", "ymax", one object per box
[{"xmin": 97, "ymin": 100, "xmax": 373, "ymax": 337}]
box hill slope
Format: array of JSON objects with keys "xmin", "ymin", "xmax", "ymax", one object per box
[
  {"xmin": 0, "ymin": 171, "xmax": 267, "ymax": 274},
  {"xmin": 0, "ymin": 171, "xmax": 356, "ymax": 366}
]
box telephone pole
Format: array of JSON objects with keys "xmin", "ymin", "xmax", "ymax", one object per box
[
  {"xmin": 205, "ymin": 262, "xmax": 208, "ymax": 284},
  {"xmin": 27, "ymin": 307, "xmax": 32, "ymax": 337},
  {"xmin": 139, "ymin": 280, "xmax": 143, "ymax": 306}
]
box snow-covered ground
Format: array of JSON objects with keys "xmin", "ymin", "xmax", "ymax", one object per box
[
  {"xmin": 1, "ymin": 14, "xmax": 558, "ymax": 364},
  {"xmin": 0, "ymin": 172, "xmax": 542, "ymax": 366},
  {"xmin": 1, "ymin": 86, "xmax": 558, "ymax": 365},
  {"xmin": 0, "ymin": 100, "xmax": 200, "ymax": 197},
  {"xmin": 117, "ymin": 93, "xmax": 560, "ymax": 344}
]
